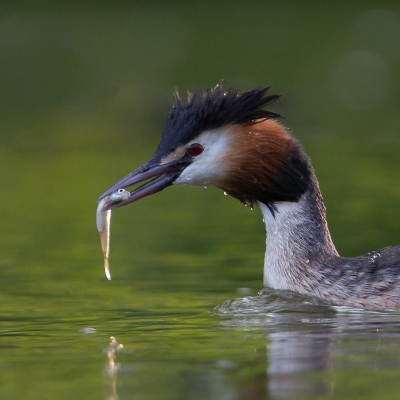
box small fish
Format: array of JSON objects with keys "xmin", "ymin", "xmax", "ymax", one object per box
[{"xmin": 96, "ymin": 188, "xmax": 130, "ymax": 280}]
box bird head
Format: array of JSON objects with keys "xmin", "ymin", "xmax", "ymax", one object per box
[{"xmin": 98, "ymin": 83, "xmax": 311, "ymax": 214}]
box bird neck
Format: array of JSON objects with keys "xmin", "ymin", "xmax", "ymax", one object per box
[{"xmin": 259, "ymin": 173, "xmax": 339, "ymax": 292}]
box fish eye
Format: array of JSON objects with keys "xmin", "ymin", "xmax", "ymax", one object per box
[{"xmin": 187, "ymin": 143, "xmax": 204, "ymax": 157}]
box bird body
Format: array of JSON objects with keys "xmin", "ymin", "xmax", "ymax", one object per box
[{"xmin": 98, "ymin": 83, "xmax": 400, "ymax": 311}]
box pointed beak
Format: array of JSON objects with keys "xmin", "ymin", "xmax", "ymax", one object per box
[{"xmin": 97, "ymin": 157, "xmax": 190, "ymax": 211}]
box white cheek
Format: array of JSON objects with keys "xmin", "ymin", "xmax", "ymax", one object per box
[{"xmin": 174, "ymin": 130, "xmax": 231, "ymax": 187}]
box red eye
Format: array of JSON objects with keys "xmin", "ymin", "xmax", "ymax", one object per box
[{"xmin": 187, "ymin": 143, "xmax": 204, "ymax": 157}]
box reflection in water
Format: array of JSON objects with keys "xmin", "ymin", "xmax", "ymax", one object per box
[
  {"xmin": 104, "ymin": 336, "xmax": 124, "ymax": 400},
  {"xmin": 213, "ymin": 290, "xmax": 334, "ymax": 398},
  {"xmin": 266, "ymin": 331, "xmax": 332, "ymax": 398},
  {"xmin": 213, "ymin": 289, "xmax": 400, "ymax": 399}
]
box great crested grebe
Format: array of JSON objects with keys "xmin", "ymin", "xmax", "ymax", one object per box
[{"xmin": 98, "ymin": 83, "xmax": 400, "ymax": 312}]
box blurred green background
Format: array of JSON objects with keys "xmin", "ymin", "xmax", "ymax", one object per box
[
  {"xmin": 1, "ymin": 1, "xmax": 400, "ymax": 399},
  {"xmin": 2, "ymin": 1, "xmax": 400, "ymax": 266}
]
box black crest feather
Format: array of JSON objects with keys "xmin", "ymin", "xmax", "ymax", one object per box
[{"xmin": 154, "ymin": 82, "xmax": 281, "ymax": 159}]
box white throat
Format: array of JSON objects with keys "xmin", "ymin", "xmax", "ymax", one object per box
[{"xmin": 258, "ymin": 191, "xmax": 338, "ymax": 291}]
